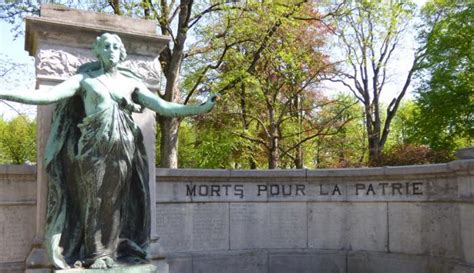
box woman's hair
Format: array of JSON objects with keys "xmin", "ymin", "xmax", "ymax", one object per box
[{"xmin": 92, "ymin": 33, "xmax": 127, "ymax": 62}]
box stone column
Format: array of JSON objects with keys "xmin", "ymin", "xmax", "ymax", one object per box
[{"xmin": 24, "ymin": 5, "xmax": 169, "ymax": 272}]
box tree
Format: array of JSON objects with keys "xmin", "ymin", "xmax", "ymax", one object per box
[
  {"xmin": 178, "ymin": 118, "xmax": 252, "ymax": 169},
  {"xmin": 312, "ymin": 94, "xmax": 366, "ymax": 168},
  {"xmin": 412, "ymin": 0, "xmax": 473, "ymax": 152},
  {"xmin": 1, "ymin": 1, "xmax": 232, "ymax": 168},
  {"xmin": 326, "ymin": 1, "xmax": 426, "ymax": 166},
  {"xmin": 0, "ymin": 52, "xmax": 37, "ymax": 164},
  {"xmin": 383, "ymin": 100, "xmax": 417, "ymax": 147},
  {"xmin": 0, "ymin": 116, "xmax": 36, "ymax": 164},
  {"xmin": 186, "ymin": 1, "xmax": 351, "ymax": 169}
]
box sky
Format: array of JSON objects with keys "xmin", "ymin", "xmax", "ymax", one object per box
[
  {"xmin": 0, "ymin": 20, "xmax": 36, "ymax": 120},
  {"xmin": 0, "ymin": 1, "xmax": 427, "ymax": 120}
]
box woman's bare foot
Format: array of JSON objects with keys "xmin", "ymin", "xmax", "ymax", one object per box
[
  {"xmin": 90, "ymin": 256, "xmax": 117, "ymax": 269},
  {"xmin": 104, "ymin": 256, "xmax": 118, "ymax": 268},
  {"xmin": 90, "ymin": 258, "xmax": 107, "ymax": 269}
]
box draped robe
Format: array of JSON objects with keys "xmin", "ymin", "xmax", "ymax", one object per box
[{"xmin": 43, "ymin": 64, "xmax": 151, "ymax": 269}]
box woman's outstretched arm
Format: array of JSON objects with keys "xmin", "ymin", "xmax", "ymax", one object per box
[
  {"xmin": 134, "ymin": 83, "xmax": 218, "ymax": 117},
  {"xmin": 0, "ymin": 74, "xmax": 83, "ymax": 105}
]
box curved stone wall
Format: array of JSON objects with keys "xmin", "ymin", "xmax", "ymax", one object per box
[
  {"xmin": 0, "ymin": 160, "xmax": 472, "ymax": 273},
  {"xmin": 155, "ymin": 160, "xmax": 474, "ymax": 273},
  {"xmin": 0, "ymin": 165, "xmax": 36, "ymax": 273}
]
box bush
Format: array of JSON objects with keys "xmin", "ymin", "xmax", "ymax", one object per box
[{"xmin": 382, "ymin": 144, "xmax": 453, "ymax": 166}]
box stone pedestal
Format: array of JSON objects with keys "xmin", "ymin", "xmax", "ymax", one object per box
[
  {"xmin": 23, "ymin": 4, "xmax": 170, "ymax": 272},
  {"xmin": 54, "ymin": 260, "xmax": 169, "ymax": 273}
]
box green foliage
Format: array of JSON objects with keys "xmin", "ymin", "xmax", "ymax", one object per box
[
  {"xmin": 178, "ymin": 119, "xmax": 251, "ymax": 169},
  {"xmin": 0, "ymin": 116, "xmax": 36, "ymax": 164},
  {"xmin": 184, "ymin": 1, "xmax": 345, "ymax": 169},
  {"xmin": 328, "ymin": 0, "xmax": 421, "ymax": 166},
  {"xmin": 413, "ymin": 0, "xmax": 473, "ymax": 153},
  {"xmin": 311, "ymin": 94, "xmax": 367, "ymax": 168},
  {"xmin": 3, "ymin": 0, "xmax": 470, "ymax": 168},
  {"xmin": 385, "ymin": 100, "xmax": 418, "ymax": 147}
]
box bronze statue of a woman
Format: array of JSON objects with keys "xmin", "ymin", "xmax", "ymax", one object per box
[{"xmin": 0, "ymin": 33, "xmax": 217, "ymax": 269}]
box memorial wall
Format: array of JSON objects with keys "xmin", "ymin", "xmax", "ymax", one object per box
[
  {"xmin": 0, "ymin": 4, "xmax": 472, "ymax": 273},
  {"xmin": 155, "ymin": 160, "xmax": 474, "ymax": 273},
  {"xmin": 0, "ymin": 165, "xmax": 36, "ymax": 273},
  {"xmin": 0, "ymin": 159, "xmax": 473, "ymax": 273}
]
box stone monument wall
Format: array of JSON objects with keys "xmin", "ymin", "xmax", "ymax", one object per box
[
  {"xmin": 0, "ymin": 165, "xmax": 36, "ymax": 273},
  {"xmin": 0, "ymin": 159, "xmax": 473, "ymax": 273},
  {"xmin": 155, "ymin": 160, "xmax": 474, "ymax": 273}
]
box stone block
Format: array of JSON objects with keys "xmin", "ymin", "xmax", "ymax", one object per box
[
  {"xmin": 26, "ymin": 248, "xmax": 52, "ymax": 268},
  {"xmin": 230, "ymin": 169, "xmax": 306, "ymax": 178},
  {"xmin": 55, "ymin": 264, "xmax": 159, "ymax": 273},
  {"xmin": 156, "ymin": 168, "xmax": 231, "ymax": 178},
  {"xmin": 452, "ymin": 264, "xmax": 474, "ymax": 273},
  {"xmin": 152, "ymin": 260, "xmax": 170, "ymax": 273},
  {"xmin": 0, "ymin": 179, "xmax": 36, "ymax": 203},
  {"xmin": 192, "ymin": 251, "xmax": 268, "ymax": 273},
  {"xmin": 458, "ymin": 175, "xmax": 474, "ymax": 200},
  {"xmin": 156, "ymin": 203, "xmax": 229, "ymax": 253},
  {"xmin": 0, "ymin": 164, "xmax": 36, "ymax": 175},
  {"xmin": 305, "ymin": 178, "xmax": 432, "ymax": 202},
  {"xmin": 460, "ymin": 204, "xmax": 474, "ymax": 264},
  {"xmin": 308, "ymin": 202, "xmax": 387, "ymax": 251},
  {"xmin": 344, "ymin": 203, "xmax": 387, "ymax": 251},
  {"xmin": 156, "ymin": 182, "xmax": 191, "ymax": 202},
  {"xmin": 456, "ymin": 147, "xmax": 474, "ymax": 160},
  {"xmin": 383, "ymin": 164, "xmax": 449, "ymax": 176},
  {"xmin": 26, "ymin": 6, "xmax": 170, "ymax": 57},
  {"xmin": 424, "ymin": 176, "xmax": 460, "ymax": 201},
  {"xmin": 347, "ymin": 179, "xmax": 428, "ymax": 202},
  {"xmin": 307, "ymin": 167, "xmax": 385, "ymax": 178},
  {"xmin": 25, "ymin": 269, "xmax": 51, "ymax": 273},
  {"xmin": 305, "ymin": 181, "xmax": 348, "ymax": 202},
  {"xmin": 40, "ymin": 4, "xmax": 156, "ymax": 35},
  {"xmin": 167, "ymin": 257, "xmax": 192, "ymax": 273},
  {"xmin": 189, "ymin": 182, "xmax": 264, "ymax": 202},
  {"xmin": 308, "ymin": 203, "xmax": 347, "ymax": 249},
  {"xmin": 347, "ymin": 252, "xmax": 427, "ymax": 273},
  {"xmin": 255, "ymin": 181, "xmax": 307, "ymax": 202},
  {"xmin": 0, "ymin": 205, "xmax": 36, "ymax": 263},
  {"xmin": 388, "ymin": 203, "xmax": 424, "ymax": 254},
  {"xmin": 0, "ymin": 262, "xmax": 25, "ymax": 273},
  {"xmin": 230, "ymin": 203, "xmax": 307, "ymax": 249},
  {"xmin": 448, "ymin": 159, "xmax": 474, "ymax": 172},
  {"xmin": 388, "ymin": 203, "xmax": 463, "ymax": 258},
  {"xmin": 268, "ymin": 250, "xmax": 345, "ymax": 273}
]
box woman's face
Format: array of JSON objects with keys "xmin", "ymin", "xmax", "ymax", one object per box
[{"xmin": 98, "ymin": 36, "xmax": 122, "ymax": 68}]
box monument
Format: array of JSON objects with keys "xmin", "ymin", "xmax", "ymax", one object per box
[
  {"xmin": 0, "ymin": 5, "xmax": 216, "ymax": 272},
  {"xmin": 0, "ymin": 4, "xmax": 473, "ymax": 273}
]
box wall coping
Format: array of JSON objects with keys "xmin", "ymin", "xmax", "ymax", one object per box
[
  {"xmin": 0, "ymin": 164, "xmax": 37, "ymax": 175},
  {"xmin": 0, "ymin": 160, "xmax": 472, "ymax": 177},
  {"xmin": 156, "ymin": 159, "xmax": 474, "ymax": 178}
]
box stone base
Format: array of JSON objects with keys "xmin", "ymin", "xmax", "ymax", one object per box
[
  {"xmin": 25, "ymin": 269, "xmax": 51, "ymax": 273},
  {"xmin": 54, "ymin": 261, "xmax": 169, "ymax": 273},
  {"xmin": 164, "ymin": 250, "xmax": 474, "ymax": 273}
]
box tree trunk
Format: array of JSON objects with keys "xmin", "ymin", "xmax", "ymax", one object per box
[
  {"xmin": 368, "ymin": 134, "xmax": 382, "ymax": 166},
  {"xmin": 364, "ymin": 107, "xmax": 382, "ymax": 166},
  {"xmin": 156, "ymin": 0, "xmax": 193, "ymax": 168},
  {"xmin": 158, "ymin": 117, "xmax": 180, "ymax": 168},
  {"xmin": 295, "ymin": 145, "xmax": 304, "ymax": 169},
  {"xmin": 268, "ymin": 137, "xmax": 279, "ymax": 169}
]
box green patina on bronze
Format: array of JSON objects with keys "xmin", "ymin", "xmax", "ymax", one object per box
[{"xmin": 0, "ymin": 33, "xmax": 216, "ymax": 270}]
